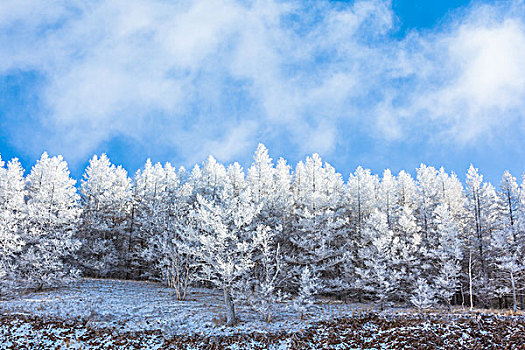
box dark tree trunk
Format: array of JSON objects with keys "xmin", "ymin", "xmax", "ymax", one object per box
[{"xmin": 224, "ymin": 287, "xmax": 236, "ymax": 326}]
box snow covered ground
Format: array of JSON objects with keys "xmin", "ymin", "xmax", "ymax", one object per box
[
  {"xmin": 0, "ymin": 278, "xmax": 362, "ymax": 337},
  {"xmin": 1, "ymin": 279, "xmax": 524, "ymax": 349}
]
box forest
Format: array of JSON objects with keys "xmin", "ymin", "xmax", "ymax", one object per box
[{"xmin": 0, "ymin": 144, "xmax": 523, "ymax": 326}]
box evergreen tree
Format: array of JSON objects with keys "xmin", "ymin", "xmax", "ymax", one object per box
[
  {"xmin": 356, "ymin": 209, "xmax": 400, "ymax": 308},
  {"xmin": 465, "ymin": 165, "xmax": 498, "ymax": 305},
  {"xmin": 288, "ymin": 154, "xmax": 347, "ymax": 293},
  {"xmin": 79, "ymin": 154, "xmax": 132, "ymax": 277},
  {"xmin": 0, "ymin": 157, "xmax": 26, "ymax": 293},
  {"xmin": 410, "ymin": 278, "xmax": 435, "ymax": 309},
  {"xmin": 293, "ymin": 266, "xmax": 321, "ymax": 319},
  {"xmin": 22, "ymin": 153, "xmax": 81, "ymax": 289},
  {"xmin": 244, "ymin": 225, "xmax": 283, "ymax": 322},
  {"xmin": 391, "ymin": 204, "xmax": 421, "ymax": 300},
  {"xmin": 433, "ymin": 204, "xmax": 463, "ymax": 308},
  {"xmin": 345, "ymin": 167, "xmax": 379, "ymax": 298},
  {"xmin": 185, "ymin": 182, "xmax": 260, "ymax": 325}
]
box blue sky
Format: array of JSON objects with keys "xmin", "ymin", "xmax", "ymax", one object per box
[{"xmin": 1, "ymin": 0, "xmax": 524, "ymax": 184}]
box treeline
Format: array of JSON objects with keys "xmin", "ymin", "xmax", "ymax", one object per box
[{"xmin": 0, "ymin": 144, "xmax": 524, "ymax": 323}]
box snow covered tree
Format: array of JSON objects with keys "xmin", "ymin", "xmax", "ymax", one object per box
[
  {"xmin": 199, "ymin": 155, "xmax": 226, "ymax": 201},
  {"xmin": 143, "ymin": 163, "xmax": 196, "ymax": 299},
  {"xmin": 130, "ymin": 160, "xmax": 182, "ymax": 279},
  {"xmin": 344, "ymin": 166, "xmax": 379, "ymax": 296},
  {"xmin": 491, "ymin": 228, "xmax": 523, "ymax": 312},
  {"xmin": 497, "ymin": 171, "xmax": 520, "ymax": 235},
  {"xmin": 437, "ymin": 169, "xmax": 467, "ymax": 220},
  {"xmin": 21, "ymin": 153, "xmax": 81, "ymax": 289},
  {"xmin": 346, "ymin": 166, "xmax": 379, "ymax": 236},
  {"xmin": 0, "ymin": 157, "xmax": 26, "ymax": 293},
  {"xmin": 244, "ymin": 225, "xmax": 283, "ymax": 322},
  {"xmin": 379, "ymin": 169, "xmax": 397, "ymax": 230},
  {"xmin": 247, "ymin": 144, "xmax": 275, "ymax": 207},
  {"xmin": 293, "ymin": 266, "xmax": 321, "ymax": 319},
  {"xmin": 288, "ymin": 154, "xmax": 348, "ymax": 293},
  {"xmin": 78, "ymin": 154, "xmax": 132, "ymax": 277},
  {"xmin": 433, "ymin": 204, "xmax": 463, "ymax": 308},
  {"xmin": 465, "ymin": 165, "xmax": 498, "ymax": 305},
  {"xmin": 185, "ymin": 178, "xmax": 261, "ymax": 325},
  {"xmin": 416, "ymin": 165, "xmax": 440, "ymax": 244},
  {"xmin": 490, "ymin": 171, "xmax": 523, "ymax": 311},
  {"xmin": 224, "ymin": 162, "xmax": 246, "ymax": 199},
  {"xmin": 391, "ymin": 204, "xmax": 422, "ymax": 300},
  {"xmin": 270, "ymin": 157, "xmax": 294, "ymax": 245},
  {"xmin": 410, "ymin": 278, "xmax": 435, "ymax": 309},
  {"xmin": 273, "ymin": 157, "xmax": 293, "ymax": 212},
  {"xmin": 356, "ymin": 210, "xmax": 400, "ymax": 308}
]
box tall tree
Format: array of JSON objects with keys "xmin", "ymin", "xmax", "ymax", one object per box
[
  {"xmin": 345, "ymin": 167, "xmax": 379, "ymax": 298},
  {"xmin": 184, "ymin": 170, "xmax": 261, "ymax": 325},
  {"xmin": 288, "ymin": 154, "xmax": 347, "ymax": 293},
  {"xmin": 79, "ymin": 154, "xmax": 132, "ymax": 277},
  {"xmin": 0, "ymin": 157, "xmax": 26, "ymax": 293},
  {"xmin": 465, "ymin": 165, "xmax": 498, "ymax": 305},
  {"xmin": 433, "ymin": 204, "xmax": 463, "ymax": 308},
  {"xmin": 379, "ymin": 169, "xmax": 397, "ymax": 230},
  {"xmin": 491, "ymin": 171, "xmax": 523, "ymax": 311},
  {"xmin": 22, "ymin": 153, "xmax": 81, "ymax": 289},
  {"xmin": 356, "ymin": 209, "xmax": 400, "ymax": 308}
]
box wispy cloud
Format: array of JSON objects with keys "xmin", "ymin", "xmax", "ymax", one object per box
[{"xmin": 1, "ymin": 0, "xmax": 524, "ymax": 167}]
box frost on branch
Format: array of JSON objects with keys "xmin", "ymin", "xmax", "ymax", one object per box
[
  {"xmin": 293, "ymin": 266, "xmax": 322, "ymax": 319},
  {"xmin": 20, "ymin": 153, "xmax": 81, "ymax": 290},
  {"xmin": 410, "ymin": 278, "xmax": 435, "ymax": 310}
]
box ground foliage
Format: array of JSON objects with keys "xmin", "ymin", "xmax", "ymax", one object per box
[{"xmin": 1, "ymin": 312, "xmax": 524, "ymax": 349}]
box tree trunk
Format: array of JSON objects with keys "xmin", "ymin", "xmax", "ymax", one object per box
[
  {"xmin": 469, "ymin": 250, "xmax": 474, "ymax": 311},
  {"xmin": 510, "ymin": 271, "xmax": 517, "ymax": 312},
  {"xmin": 224, "ymin": 287, "xmax": 236, "ymax": 326},
  {"xmin": 126, "ymin": 204, "xmax": 135, "ymax": 279}
]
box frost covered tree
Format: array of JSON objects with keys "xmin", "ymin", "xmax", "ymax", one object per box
[
  {"xmin": 199, "ymin": 155, "xmax": 226, "ymax": 201},
  {"xmin": 293, "ymin": 266, "xmax": 321, "ymax": 319},
  {"xmin": 490, "ymin": 171, "xmax": 523, "ymax": 311},
  {"xmin": 346, "ymin": 167, "xmax": 379, "ymax": 237},
  {"xmin": 436, "ymin": 169, "xmax": 467, "ymax": 237},
  {"xmin": 391, "ymin": 204, "xmax": 421, "ymax": 300},
  {"xmin": 185, "ymin": 171, "xmax": 261, "ymax": 325},
  {"xmin": 345, "ymin": 166, "xmax": 379, "ymax": 295},
  {"xmin": 21, "ymin": 153, "xmax": 81, "ymax": 289},
  {"xmin": 414, "ymin": 166, "xmax": 441, "ymax": 275},
  {"xmin": 0, "ymin": 157, "xmax": 26, "ymax": 293},
  {"xmin": 379, "ymin": 169, "xmax": 397, "ymax": 230},
  {"xmin": 491, "ymin": 228, "xmax": 523, "ymax": 312},
  {"xmin": 270, "ymin": 157, "xmax": 294, "ymax": 244},
  {"xmin": 79, "ymin": 154, "xmax": 131, "ymax": 277},
  {"xmin": 142, "ymin": 163, "xmax": 196, "ymax": 299},
  {"xmin": 247, "ymin": 144, "xmax": 275, "ymax": 207},
  {"xmin": 416, "ymin": 165, "xmax": 440, "ymax": 245},
  {"xmin": 129, "ymin": 160, "xmax": 177, "ymax": 279},
  {"xmin": 356, "ymin": 209, "xmax": 400, "ymax": 308},
  {"xmin": 410, "ymin": 278, "xmax": 435, "ymax": 309},
  {"xmin": 497, "ymin": 171, "xmax": 519, "ymax": 235},
  {"xmin": 465, "ymin": 165, "xmax": 498, "ymax": 305},
  {"xmin": 288, "ymin": 154, "xmax": 348, "ymax": 293},
  {"xmin": 244, "ymin": 225, "xmax": 283, "ymax": 322},
  {"xmin": 433, "ymin": 204, "xmax": 463, "ymax": 308}
]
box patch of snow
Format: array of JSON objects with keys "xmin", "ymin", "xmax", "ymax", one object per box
[{"xmin": 0, "ymin": 278, "xmax": 365, "ymax": 336}]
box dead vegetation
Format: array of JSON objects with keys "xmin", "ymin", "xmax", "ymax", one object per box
[{"xmin": 1, "ymin": 312, "xmax": 524, "ymax": 349}]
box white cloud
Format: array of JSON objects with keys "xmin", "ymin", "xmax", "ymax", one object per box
[{"xmin": 1, "ymin": 0, "xmax": 524, "ymax": 165}]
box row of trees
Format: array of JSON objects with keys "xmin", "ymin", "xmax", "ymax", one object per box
[{"xmin": 0, "ymin": 145, "xmax": 524, "ymax": 324}]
